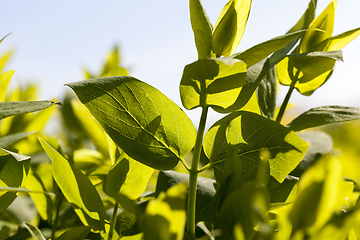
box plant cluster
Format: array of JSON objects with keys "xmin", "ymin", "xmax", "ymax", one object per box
[{"xmin": 1, "ymin": 0, "xmax": 360, "ymax": 239}]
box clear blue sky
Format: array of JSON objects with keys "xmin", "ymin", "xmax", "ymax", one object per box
[{"xmin": 2, "ymin": 1, "xmax": 360, "ymax": 125}]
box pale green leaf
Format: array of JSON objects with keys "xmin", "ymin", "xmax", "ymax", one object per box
[
  {"xmin": 24, "ymin": 170, "xmax": 53, "ymax": 221},
  {"xmin": 0, "ymin": 131, "xmax": 36, "ymax": 148},
  {"xmin": 0, "ymin": 100, "xmax": 59, "ymax": 120},
  {"xmin": 204, "ymin": 111, "xmax": 309, "ymax": 183},
  {"xmin": 39, "ymin": 138, "xmax": 107, "ymax": 231},
  {"xmin": 23, "ymin": 222, "xmax": 46, "ymax": 240},
  {"xmin": 287, "ymin": 106, "xmax": 360, "ymax": 131},
  {"xmin": 233, "ymin": 30, "xmax": 305, "ymax": 68},
  {"xmin": 212, "ymin": 0, "xmax": 251, "ymax": 57},
  {"xmin": 67, "ymin": 76, "xmax": 196, "ymax": 170},
  {"xmin": 155, "ymin": 170, "xmax": 216, "ymax": 222},
  {"xmin": 277, "ymin": 50, "xmax": 343, "ymax": 95},
  {"xmin": 0, "ymin": 70, "xmax": 14, "ymax": 102},
  {"xmin": 180, "ymin": 57, "xmax": 246, "ymax": 111},
  {"xmin": 71, "ymin": 99, "xmax": 109, "ymax": 156},
  {"xmin": 300, "ymin": 0, "xmax": 337, "ymax": 53},
  {"xmin": 190, "ymin": 0, "xmax": 213, "ymax": 59},
  {"xmin": 143, "ymin": 183, "xmax": 187, "ymax": 240},
  {"xmin": 314, "ymin": 27, "xmax": 360, "ymax": 51}
]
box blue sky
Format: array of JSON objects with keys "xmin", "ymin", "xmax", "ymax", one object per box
[{"xmin": 2, "ymin": 1, "xmax": 360, "ymax": 125}]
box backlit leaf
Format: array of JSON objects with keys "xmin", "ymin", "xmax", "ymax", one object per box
[
  {"xmin": 39, "ymin": 138, "xmax": 107, "ymax": 231},
  {"xmin": 190, "ymin": 0, "xmax": 213, "ymax": 59},
  {"xmin": 0, "ymin": 70, "xmax": 14, "ymax": 102},
  {"xmin": 104, "ymin": 152, "xmax": 153, "ymax": 200},
  {"xmin": 155, "ymin": 170, "xmax": 216, "ymax": 222},
  {"xmin": 277, "ymin": 50, "xmax": 342, "ymax": 95},
  {"xmin": 314, "ymin": 27, "xmax": 360, "ymax": 51},
  {"xmin": 212, "ymin": 0, "xmax": 251, "ymax": 57},
  {"xmin": 203, "ymin": 111, "xmax": 309, "ymax": 183},
  {"xmin": 67, "ymin": 76, "xmax": 196, "ymax": 170},
  {"xmin": 300, "ymin": 0, "xmax": 337, "ymax": 53},
  {"xmin": 180, "ymin": 57, "xmax": 246, "ymax": 111},
  {"xmin": 233, "ymin": 30, "xmax": 305, "ymax": 68},
  {"xmin": 287, "ymin": 105, "xmax": 360, "ymax": 131}
]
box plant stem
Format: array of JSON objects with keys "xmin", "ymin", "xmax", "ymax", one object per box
[
  {"xmin": 275, "ymin": 70, "xmax": 300, "ymax": 123},
  {"xmin": 186, "ymin": 106, "xmax": 208, "ymax": 239},
  {"xmin": 107, "ymin": 202, "xmax": 119, "ymax": 240}
]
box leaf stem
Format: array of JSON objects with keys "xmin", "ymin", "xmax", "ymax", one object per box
[
  {"xmin": 276, "ymin": 70, "xmax": 300, "ymax": 123},
  {"xmin": 186, "ymin": 106, "xmax": 208, "ymax": 238},
  {"xmin": 107, "ymin": 202, "xmax": 119, "ymax": 240}
]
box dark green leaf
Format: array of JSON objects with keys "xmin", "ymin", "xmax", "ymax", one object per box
[
  {"xmin": 180, "ymin": 57, "xmax": 246, "ymax": 111},
  {"xmin": 204, "ymin": 111, "xmax": 309, "ymax": 183},
  {"xmin": 39, "ymin": 138, "xmax": 107, "ymax": 231},
  {"xmin": 67, "ymin": 76, "xmax": 196, "ymax": 170},
  {"xmin": 190, "ymin": 0, "xmax": 213, "ymax": 59},
  {"xmin": 155, "ymin": 170, "xmax": 216, "ymax": 222},
  {"xmin": 0, "ymin": 101, "xmax": 59, "ymax": 120},
  {"xmin": 57, "ymin": 226, "xmax": 91, "ymax": 240},
  {"xmin": 287, "ymin": 106, "xmax": 360, "ymax": 131},
  {"xmin": 0, "ymin": 149, "xmax": 30, "ymax": 212},
  {"xmin": 290, "ymin": 130, "xmax": 333, "ymax": 177},
  {"xmin": 257, "ymin": 66, "xmax": 277, "ymax": 120},
  {"xmin": 268, "ymin": 175, "xmax": 298, "ymax": 203},
  {"xmin": 103, "ymin": 157, "xmax": 129, "ymax": 198}
]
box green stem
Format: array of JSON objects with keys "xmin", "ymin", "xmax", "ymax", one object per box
[
  {"xmin": 107, "ymin": 202, "xmax": 119, "ymax": 240},
  {"xmin": 275, "ymin": 70, "xmax": 300, "ymax": 123},
  {"xmin": 51, "ymin": 194, "xmax": 63, "ymax": 240},
  {"xmin": 186, "ymin": 106, "xmax": 208, "ymax": 239}
]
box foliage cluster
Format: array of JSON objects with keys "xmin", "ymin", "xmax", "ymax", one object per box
[{"xmin": 1, "ymin": 0, "xmax": 360, "ymax": 239}]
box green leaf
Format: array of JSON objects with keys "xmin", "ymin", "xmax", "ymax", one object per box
[
  {"xmin": 71, "ymin": 99, "xmax": 109, "ymax": 156},
  {"xmin": 257, "ymin": 66, "xmax": 277, "ymax": 120},
  {"xmin": 180, "ymin": 57, "xmax": 246, "ymax": 111},
  {"xmin": 39, "ymin": 138, "xmax": 107, "ymax": 231},
  {"xmin": 277, "ymin": 50, "xmax": 343, "ymax": 95},
  {"xmin": 24, "ymin": 169, "xmax": 53, "ymax": 221},
  {"xmin": 214, "ymin": 181, "xmax": 270, "ymax": 240},
  {"xmin": 0, "ymin": 149, "xmax": 30, "ymax": 212},
  {"xmin": 0, "ymin": 131, "xmax": 36, "ymax": 148},
  {"xmin": 233, "ymin": 30, "xmax": 305, "ymax": 68},
  {"xmin": 212, "ymin": 0, "xmax": 251, "ymax": 57},
  {"xmin": 155, "ymin": 170, "xmax": 216, "ymax": 222},
  {"xmin": 66, "ymin": 76, "xmax": 196, "ymax": 170},
  {"xmin": 143, "ymin": 183, "xmax": 187, "ymax": 240},
  {"xmin": 268, "ymin": 175, "xmax": 298, "ymax": 203},
  {"xmin": 287, "ymin": 106, "xmax": 360, "ymax": 131},
  {"xmin": 22, "ymin": 222, "xmax": 46, "ymax": 240},
  {"xmin": 0, "ymin": 100, "xmax": 59, "ymax": 120},
  {"xmin": 0, "ymin": 70, "xmax": 14, "ymax": 102},
  {"xmin": 104, "ymin": 153, "xmax": 154, "ymax": 200},
  {"xmin": 190, "ymin": 0, "xmax": 213, "ymax": 59},
  {"xmin": 300, "ymin": 0, "xmax": 336, "ymax": 53},
  {"xmin": 57, "ymin": 226, "xmax": 92, "ymax": 240},
  {"xmin": 289, "ymin": 156, "xmax": 342, "ymax": 234},
  {"xmin": 290, "ymin": 130, "xmax": 333, "ymax": 177},
  {"xmin": 314, "ymin": 27, "xmax": 360, "ymax": 51},
  {"xmin": 203, "ymin": 111, "xmax": 309, "ymax": 183}
]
